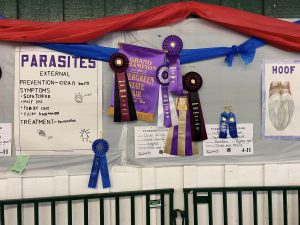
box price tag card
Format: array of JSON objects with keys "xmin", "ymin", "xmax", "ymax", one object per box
[
  {"xmin": 135, "ymin": 126, "xmax": 173, "ymax": 158},
  {"xmin": 0, "ymin": 123, "xmax": 12, "ymax": 157},
  {"xmin": 203, "ymin": 123, "xmax": 253, "ymax": 156}
]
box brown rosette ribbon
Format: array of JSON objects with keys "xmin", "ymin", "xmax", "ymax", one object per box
[
  {"xmin": 183, "ymin": 72, "xmax": 207, "ymax": 141},
  {"xmin": 109, "ymin": 53, "xmax": 137, "ymax": 122}
]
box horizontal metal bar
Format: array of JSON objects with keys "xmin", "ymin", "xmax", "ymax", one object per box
[
  {"xmin": 196, "ymin": 196, "xmax": 209, "ymax": 204},
  {"xmin": 0, "ymin": 189, "xmax": 174, "ymax": 205},
  {"xmin": 184, "ymin": 186, "xmax": 300, "ymax": 193}
]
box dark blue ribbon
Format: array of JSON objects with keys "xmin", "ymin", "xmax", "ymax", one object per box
[
  {"xmin": 37, "ymin": 20, "xmax": 300, "ymax": 67},
  {"xmin": 0, "ymin": 14, "xmax": 299, "ymax": 67},
  {"xmin": 88, "ymin": 139, "xmax": 111, "ymax": 189}
]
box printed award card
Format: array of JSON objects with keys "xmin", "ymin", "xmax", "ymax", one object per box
[
  {"xmin": 135, "ymin": 126, "xmax": 173, "ymax": 158},
  {"xmin": 262, "ymin": 60, "xmax": 300, "ymax": 139},
  {"xmin": 0, "ymin": 123, "xmax": 12, "ymax": 157},
  {"xmin": 14, "ymin": 47, "xmax": 102, "ymax": 155},
  {"xmin": 203, "ymin": 124, "xmax": 253, "ymax": 156}
]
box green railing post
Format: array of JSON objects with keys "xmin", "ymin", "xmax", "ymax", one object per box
[
  {"xmin": 17, "ymin": 203, "xmax": 22, "ymax": 225},
  {"xmin": 268, "ymin": 191, "xmax": 273, "ymax": 225},
  {"xmin": 0, "ymin": 204, "xmax": 4, "ymax": 225},
  {"xmin": 115, "ymin": 197, "xmax": 120, "ymax": 225},
  {"xmin": 51, "ymin": 201, "xmax": 55, "ymax": 225},
  {"xmin": 130, "ymin": 196, "xmax": 135, "ymax": 225},
  {"xmin": 84, "ymin": 198, "xmax": 88, "ymax": 225},
  {"xmin": 169, "ymin": 192, "xmax": 174, "ymax": 225},
  {"xmin": 160, "ymin": 194, "xmax": 165, "ymax": 225},
  {"xmin": 283, "ymin": 190, "xmax": 288, "ymax": 225},
  {"xmin": 34, "ymin": 202, "xmax": 39, "ymax": 225},
  {"xmin": 68, "ymin": 199, "xmax": 72, "ymax": 225},
  {"xmin": 238, "ymin": 191, "xmax": 243, "ymax": 225},
  {"xmin": 99, "ymin": 198, "xmax": 104, "ymax": 225},
  {"xmin": 253, "ymin": 191, "xmax": 258, "ymax": 225},
  {"xmin": 223, "ymin": 192, "xmax": 228, "ymax": 225},
  {"xmin": 184, "ymin": 191, "xmax": 189, "ymax": 225}
]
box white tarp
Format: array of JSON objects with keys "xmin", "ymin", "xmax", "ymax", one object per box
[{"xmin": 0, "ymin": 18, "xmax": 299, "ymax": 175}]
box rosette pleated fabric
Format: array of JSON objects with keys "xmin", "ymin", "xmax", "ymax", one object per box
[
  {"xmin": 109, "ymin": 53, "xmax": 137, "ymax": 122},
  {"xmin": 162, "ymin": 35, "xmax": 183, "ymax": 96},
  {"xmin": 183, "ymin": 72, "xmax": 207, "ymax": 142},
  {"xmin": 164, "ymin": 96, "xmax": 198, "ymax": 156},
  {"xmin": 156, "ymin": 65, "xmax": 178, "ymax": 128}
]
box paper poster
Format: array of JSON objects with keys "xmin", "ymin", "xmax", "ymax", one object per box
[
  {"xmin": 262, "ymin": 60, "xmax": 300, "ymax": 139},
  {"xmin": 135, "ymin": 126, "xmax": 173, "ymax": 158},
  {"xmin": 14, "ymin": 46, "xmax": 102, "ymax": 155},
  {"xmin": 203, "ymin": 124, "xmax": 253, "ymax": 156},
  {"xmin": 0, "ymin": 123, "xmax": 12, "ymax": 157}
]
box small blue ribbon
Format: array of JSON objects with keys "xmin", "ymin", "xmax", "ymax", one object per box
[{"xmin": 88, "ymin": 139, "xmax": 111, "ymax": 189}]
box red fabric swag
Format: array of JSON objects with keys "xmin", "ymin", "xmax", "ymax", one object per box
[{"xmin": 0, "ymin": 2, "xmax": 299, "ymax": 51}]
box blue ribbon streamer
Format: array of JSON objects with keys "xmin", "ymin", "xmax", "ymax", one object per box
[
  {"xmin": 0, "ymin": 14, "xmax": 299, "ymax": 66},
  {"xmin": 38, "ymin": 20, "xmax": 299, "ymax": 67},
  {"xmin": 88, "ymin": 139, "xmax": 111, "ymax": 189},
  {"xmin": 39, "ymin": 41, "xmax": 261, "ymax": 67}
]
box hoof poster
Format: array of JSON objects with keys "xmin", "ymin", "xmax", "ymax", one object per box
[{"xmin": 262, "ymin": 60, "xmax": 300, "ymax": 139}]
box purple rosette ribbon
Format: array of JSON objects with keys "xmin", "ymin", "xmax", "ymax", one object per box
[
  {"xmin": 88, "ymin": 139, "xmax": 111, "ymax": 189},
  {"xmin": 183, "ymin": 72, "xmax": 207, "ymax": 142},
  {"xmin": 156, "ymin": 65, "xmax": 178, "ymax": 128},
  {"xmin": 162, "ymin": 35, "xmax": 183, "ymax": 96}
]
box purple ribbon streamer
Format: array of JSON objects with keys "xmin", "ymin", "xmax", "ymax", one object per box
[
  {"xmin": 168, "ymin": 56, "xmax": 178, "ymax": 93},
  {"xmin": 185, "ymin": 106, "xmax": 193, "ymax": 156},
  {"xmin": 161, "ymin": 85, "xmax": 172, "ymax": 127},
  {"xmin": 169, "ymin": 105, "xmax": 193, "ymax": 156},
  {"xmin": 170, "ymin": 126, "xmax": 178, "ymax": 155},
  {"xmin": 176, "ymin": 59, "xmax": 183, "ymax": 95},
  {"xmin": 168, "ymin": 56, "xmax": 183, "ymax": 96}
]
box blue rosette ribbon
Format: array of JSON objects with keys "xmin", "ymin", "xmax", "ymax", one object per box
[{"xmin": 88, "ymin": 139, "xmax": 111, "ymax": 189}]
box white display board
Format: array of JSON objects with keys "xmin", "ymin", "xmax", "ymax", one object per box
[
  {"xmin": 14, "ymin": 47, "xmax": 102, "ymax": 155},
  {"xmin": 262, "ymin": 60, "xmax": 300, "ymax": 139},
  {"xmin": 0, "ymin": 18, "xmax": 299, "ymax": 171}
]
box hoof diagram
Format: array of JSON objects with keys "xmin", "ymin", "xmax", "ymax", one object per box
[{"xmin": 268, "ymin": 81, "xmax": 294, "ymax": 131}]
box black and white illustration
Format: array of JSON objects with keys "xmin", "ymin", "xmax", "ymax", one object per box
[
  {"xmin": 263, "ymin": 60, "xmax": 300, "ymax": 139},
  {"xmin": 268, "ymin": 81, "xmax": 294, "ymax": 131}
]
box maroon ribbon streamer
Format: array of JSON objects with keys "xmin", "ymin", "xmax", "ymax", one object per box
[
  {"xmin": 116, "ymin": 72, "xmax": 130, "ymax": 121},
  {"xmin": 114, "ymin": 71, "xmax": 137, "ymax": 122}
]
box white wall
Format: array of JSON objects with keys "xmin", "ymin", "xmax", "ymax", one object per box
[{"xmin": 1, "ymin": 163, "xmax": 300, "ymax": 225}]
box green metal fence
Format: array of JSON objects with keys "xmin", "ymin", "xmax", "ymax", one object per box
[
  {"xmin": 184, "ymin": 186, "xmax": 300, "ymax": 225},
  {"xmin": 0, "ymin": 188, "xmax": 174, "ymax": 225}
]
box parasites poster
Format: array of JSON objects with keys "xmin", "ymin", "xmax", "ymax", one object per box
[
  {"xmin": 14, "ymin": 47, "xmax": 102, "ymax": 155},
  {"xmin": 262, "ymin": 60, "xmax": 300, "ymax": 139}
]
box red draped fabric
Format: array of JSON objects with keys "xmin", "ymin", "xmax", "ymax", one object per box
[{"xmin": 0, "ymin": 1, "xmax": 299, "ymax": 51}]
